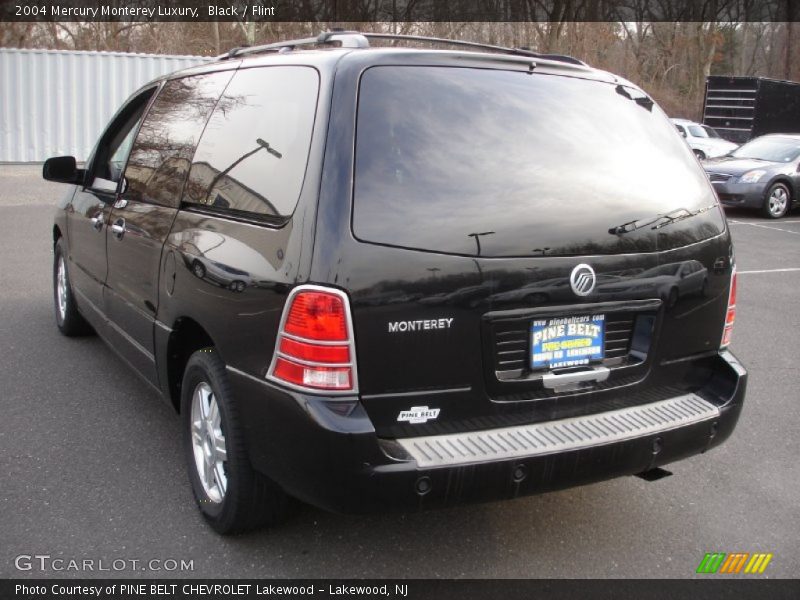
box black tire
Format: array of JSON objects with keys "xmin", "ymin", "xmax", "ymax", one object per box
[
  {"xmin": 666, "ymin": 287, "xmax": 679, "ymax": 309},
  {"xmin": 191, "ymin": 260, "xmax": 206, "ymax": 279},
  {"xmin": 693, "ymin": 149, "xmax": 706, "ymax": 160},
  {"xmin": 53, "ymin": 238, "xmax": 93, "ymax": 336},
  {"xmin": 761, "ymin": 182, "xmax": 791, "ymax": 219},
  {"xmin": 181, "ymin": 348, "xmax": 287, "ymax": 534}
]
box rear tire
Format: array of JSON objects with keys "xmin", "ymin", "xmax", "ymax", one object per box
[
  {"xmin": 693, "ymin": 149, "xmax": 706, "ymax": 160},
  {"xmin": 53, "ymin": 238, "xmax": 93, "ymax": 336},
  {"xmin": 762, "ymin": 182, "xmax": 790, "ymax": 219},
  {"xmin": 181, "ymin": 348, "xmax": 288, "ymax": 534}
]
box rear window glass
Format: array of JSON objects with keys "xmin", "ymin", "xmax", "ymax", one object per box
[
  {"xmin": 183, "ymin": 66, "xmax": 319, "ymax": 221},
  {"xmin": 353, "ymin": 66, "xmax": 720, "ymax": 257}
]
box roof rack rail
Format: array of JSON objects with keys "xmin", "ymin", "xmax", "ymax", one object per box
[
  {"xmin": 360, "ymin": 32, "xmax": 586, "ymax": 66},
  {"xmin": 217, "ymin": 30, "xmax": 587, "ymax": 67},
  {"xmin": 217, "ymin": 31, "xmax": 368, "ymax": 60}
]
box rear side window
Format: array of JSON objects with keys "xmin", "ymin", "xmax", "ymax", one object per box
[
  {"xmin": 353, "ymin": 66, "xmax": 721, "ymax": 257},
  {"xmin": 123, "ymin": 72, "xmax": 234, "ymax": 208},
  {"xmin": 183, "ymin": 66, "xmax": 320, "ymax": 221}
]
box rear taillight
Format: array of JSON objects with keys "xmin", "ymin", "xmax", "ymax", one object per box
[
  {"xmin": 721, "ymin": 267, "xmax": 737, "ymax": 348},
  {"xmin": 267, "ymin": 286, "xmax": 357, "ymax": 393}
]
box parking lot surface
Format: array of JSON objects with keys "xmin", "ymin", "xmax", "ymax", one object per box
[{"xmin": 1, "ymin": 165, "xmax": 798, "ymax": 578}]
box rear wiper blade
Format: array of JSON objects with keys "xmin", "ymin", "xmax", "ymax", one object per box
[
  {"xmin": 608, "ymin": 215, "xmax": 661, "ymax": 235},
  {"xmin": 651, "ymin": 204, "xmax": 717, "ymax": 229},
  {"xmin": 609, "ymin": 204, "xmax": 717, "ymax": 235},
  {"xmin": 615, "ymin": 84, "xmax": 654, "ymax": 111}
]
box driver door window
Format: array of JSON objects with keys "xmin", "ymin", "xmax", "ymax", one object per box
[
  {"xmin": 87, "ymin": 90, "xmax": 153, "ymax": 194},
  {"xmin": 107, "ymin": 125, "xmax": 138, "ymax": 183}
]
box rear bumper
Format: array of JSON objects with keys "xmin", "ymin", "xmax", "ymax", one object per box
[{"xmin": 229, "ymin": 350, "xmax": 746, "ymax": 514}]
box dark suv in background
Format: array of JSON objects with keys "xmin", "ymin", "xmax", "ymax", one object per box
[{"xmin": 45, "ymin": 32, "xmax": 746, "ymax": 534}]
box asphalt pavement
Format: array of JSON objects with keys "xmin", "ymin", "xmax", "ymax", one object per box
[{"xmin": 1, "ymin": 165, "xmax": 798, "ymax": 579}]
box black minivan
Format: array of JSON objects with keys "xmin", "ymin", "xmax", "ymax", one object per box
[{"xmin": 45, "ymin": 32, "xmax": 746, "ymax": 534}]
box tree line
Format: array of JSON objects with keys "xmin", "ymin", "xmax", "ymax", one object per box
[{"xmin": 1, "ymin": 17, "xmax": 798, "ymax": 121}]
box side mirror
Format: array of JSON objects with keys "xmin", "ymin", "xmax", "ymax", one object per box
[{"xmin": 42, "ymin": 156, "xmax": 83, "ymax": 184}]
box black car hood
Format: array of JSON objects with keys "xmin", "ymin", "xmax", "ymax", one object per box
[{"xmin": 703, "ymin": 157, "xmax": 779, "ymax": 176}]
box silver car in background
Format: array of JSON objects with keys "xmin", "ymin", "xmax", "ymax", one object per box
[{"xmin": 703, "ymin": 134, "xmax": 800, "ymax": 219}]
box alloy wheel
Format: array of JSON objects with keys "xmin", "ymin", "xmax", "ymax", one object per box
[
  {"xmin": 190, "ymin": 381, "xmax": 228, "ymax": 503},
  {"xmin": 56, "ymin": 256, "xmax": 67, "ymax": 321},
  {"xmin": 768, "ymin": 186, "xmax": 789, "ymax": 217}
]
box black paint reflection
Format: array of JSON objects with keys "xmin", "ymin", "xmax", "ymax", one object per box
[
  {"xmin": 488, "ymin": 277, "xmax": 574, "ymax": 306},
  {"xmin": 353, "ymin": 258, "xmax": 713, "ymax": 313},
  {"xmin": 595, "ymin": 260, "xmax": 708, "ymax": 308},
  {"xmin": 170, "ymin": 228, "xmax": 276, "ymax": 293},
  {"xmin": 354, "ymin": 66, "xmax": 724, "ymax": 257}
]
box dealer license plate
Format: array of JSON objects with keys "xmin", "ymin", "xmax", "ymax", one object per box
[{"xmin": 531, "ymin": 314, "xmax": 605, "ymax": 369}]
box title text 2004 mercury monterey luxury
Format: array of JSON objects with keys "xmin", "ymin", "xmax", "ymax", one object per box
[{"xmin": 44, "ymin": 31, "xmax": 746, "ymax": 534}]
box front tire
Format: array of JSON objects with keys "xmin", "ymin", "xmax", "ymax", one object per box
[
  {"xmin": 53, "ymin": 238, "xmax": 93, "ymax": 336},
  {"xmin": 762, "ymin": 182, "xmax": 790, "ymax": 219},
  {"xmin": 666, "ymin": 287, "xmax": 679, "ymax": 309},
  {"xmin": 181, "ymin": 348, "xmax": 287, "ymax": 534},
  {"xmin": 693, "ymin": 149, "xmax": 706, "ymax": 160},
  {"xmin": 191, "ymin": 260, "xmax": 206, "ymax": 279}
]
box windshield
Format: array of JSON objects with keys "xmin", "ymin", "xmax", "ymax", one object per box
[
  {"xmin": 731, "ymin": 137, "xmax": 800, "ymax": 162},
  {"xmin": 688, "ymin": 125, "xmax": 721, "ymax": 139},
  {"xmin": 354, "ymin": 67, "xmax": 722, "ymax": 257}
]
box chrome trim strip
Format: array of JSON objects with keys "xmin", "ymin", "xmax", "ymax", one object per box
[
  {"xmin": 72, "ymin": 288, "xmax": 161, "ymax": 395},
  {"xmin": 361, "ymin": 386, "xmax": 472, "ymax": 400},
  {"xmin": 483, "ymin": 298, "xmax": 661, "ymax": 321},
  {"xmin": 154, "ymin": 319, "xmax": 173, "ymax": 333},
  {"xmin": 106, "ymin": 318, "xmax": 155, "ymax": 362},
  {"xmin": 281, "ymin": 331, "xmax": 352, "ymax": 347},
  {"xmin": 226, "ymin": 365, "xmax": 265, "ymax": 385},
  {"xmin": 74, "ymin": 287, "xmax": 154, "ymax": 361},
  {"xmin": 275, "ymin": 351, "xmax": 352, "ymax": 369},
  {"xmin": 541, "ymin": 366, "xmax": 610, "ymax": 389},
  {"xmin": 397, "ymin": 394, "xmax": 719, "ymax": 468}
]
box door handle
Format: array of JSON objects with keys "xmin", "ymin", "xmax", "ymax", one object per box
[
  {"xmin": 111, "ymin": 219, "xmax": 126, "ymax": 239},
  {"xmin": 90, "ymin": 215, "xmax": 103, "ymax": 231}
]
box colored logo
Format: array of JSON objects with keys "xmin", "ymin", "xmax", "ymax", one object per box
[
  {"xmin": 569, "ymin": 264, "xmax": 596, "ymax": 296},
  {"xmin": 696, "ymin": 552, "xmax": 773, "ymax": 574}
]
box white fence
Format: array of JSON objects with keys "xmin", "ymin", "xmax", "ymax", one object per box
[{"xmin": 0, "ymin": 48, "xmax": 211, "ymax": 162}]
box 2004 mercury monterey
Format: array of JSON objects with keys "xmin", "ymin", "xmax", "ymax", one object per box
[{"xmin": 44, "ymin": 31, "xmax": 746, "ymax": 534}]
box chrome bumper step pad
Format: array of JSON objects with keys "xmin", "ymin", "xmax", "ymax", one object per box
[{"xmin": 397, "ymin": 394, "xmax": 719, "ymax": 468}]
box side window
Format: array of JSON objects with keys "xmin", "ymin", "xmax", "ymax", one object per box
[
  {"xmin": 88, "ymin": 90, "xmax": 153, "ymax": 193},
  {"xmin": 109, "ymin": 126, "xmax": 137, "ymax": 177},
  {"xmin": 688, "ymin": 125, "xmax": 707, "ymax": 138},
  {"xmin": 122, "ymin": 72, "xmax": 234, "ymax": 208},
  {"xmin": 183, "ymin": 66, "xmax": 320, "ymax": 220}
]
